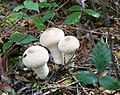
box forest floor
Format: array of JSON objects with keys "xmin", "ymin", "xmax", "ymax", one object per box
[{"xmin": 0, "ymin": 0, "xmax": 120, "ymax": 95}]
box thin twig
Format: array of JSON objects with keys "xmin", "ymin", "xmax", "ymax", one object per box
[
  {"xmin": 42, "ymin": 81, "xmax": 80, "ymax": 95},
  {"xmin": 55, "ymin": 0, "xmax": 69, "ymax": 11},
  {"xmin": 73, "ymin": 76, "xmax": 89, "ymax": 95},
  {"xmin": 69, "ymin": 26, "xmax": 120, "ymax": 37},
  {"xmin": 17, "ymin": 83, "xmax": 32, "ymax": 94},
  {"xmin": 101, "ymin": 3, "xmax": 120, "ymax": 81},
  {"xmin": 0, "ymin": 56, "xmax": 4, "ymax": 75}
]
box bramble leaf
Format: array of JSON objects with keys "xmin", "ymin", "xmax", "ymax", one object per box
[
  {"xmin": 13, "ymin": 5, "xmax": 24, "ymax": 11},
  {"xmin": 65, "ymin": 12, "xmax": 82, "ymax": 24},
  {"xmin": 92, "ymin": 42, "xmax": 111, "ymax": 70},
  {"xmin": 67, "ymin": 5, "xmax": 82, "ymax": 11},
  {"xmin": 24, "ymin": 1, "xmax": 39, "ymax": 12},
  {"xmin": 99, "ymin": 76, "xmax": 120, "ymax": 90},
  {"xmin": 3, "ymin": 42, "xmax": 13, "ymax": 52},
  {"xmin": 33, "ymin": 17, "xmax": 43, "ymax": 25},
  {"xmin": 43, "ymin": 12, "xmax": 55, "ymax": 21},
  {"xmin": 84, "ymin": 9, "xmax": 100, "ymax": 18},
  {"xmin": 74, "ymin": 71, "xmax": 98, "ymax": 84},
  {"xmin": 37, "ymin": 25, "xmax": 46, "ymax": 30}
]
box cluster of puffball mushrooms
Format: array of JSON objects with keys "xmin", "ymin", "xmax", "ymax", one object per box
[{"xmin": 22, "ymin": 28, "xmax": 80, "ymax": 80}]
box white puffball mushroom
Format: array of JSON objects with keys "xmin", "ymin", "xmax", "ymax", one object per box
[
  {"xmin": 58, "ymin": 36, "xmax": 80, "ymax": 68},
  {"xmin": 40, "ymin": 28, "xmax": 65, "ymax": 65},
  {"xmin": 22, "ymin": 46, "xmax": 49, "ymax": 80}
]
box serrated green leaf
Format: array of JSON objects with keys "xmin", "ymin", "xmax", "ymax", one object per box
[
  {"xmin": 13, "ymin": 5, "xmax": 24, "ymax": 11},
  {"xmin": 39, "ymin": 2, "xmax": 58, "ymax": 7},
  {"xmin": 33, "ymin": 17, "xmax": 43, "ymax": 25},
  {"xmin": 9, "ymin": 12, "xmax": 28, "ymax": 19},
  {"xmin": 37, "ymin": 25, "xmax": 46, "ymax": 30},
  {"xmin": 67, "ymin": 5, "xmax": 82, "ymax": 12},
  {"xmin": 3, "ymin": 42, "xmax": 13, "ymax": 52},
  {"xmin": 10, "ymin": 33, "xmax": 19, "ymax": 42},
  {"xmin": 74, "ymin": 71, "xmax": 98, "ymax": 84},
  {"xmin": 99, "ymin": 76, "xmax": 120, "ymax": 90},
  {"xmin": 92, "ymin": 42, "xmax": 111, "ymax": 70},
  {"xmin": 84, "ymin": 9, "xmax": 100, "ymax": 18},
  {"xmin": 24, "ymin": 1, "xmax": 39, "ymax": 12},
  {"xmin": 14, "ymin": 35, "xmax": 38, "ymax": 44},
  {"xmin": 65, "ymin": 12, "xmax": 81, "ymax": 24},
  {"xmin": 43, "ymin": 12, "xmax": 55, "ymax": 21}
]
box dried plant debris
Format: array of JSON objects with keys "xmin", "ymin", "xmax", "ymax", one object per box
[{"xmin": 0, "ymin": 0, "xmax": 120, "ymax": 94}]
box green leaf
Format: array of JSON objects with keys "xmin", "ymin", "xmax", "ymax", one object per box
[
  {"xmin": 92, "ymin": 42, "xmax": 111, "ymax": 70},
  {"xmin": 33, "ymin": 17, "xmax": 43, "ymax": 25},
  {"xmin": 7, "ymin": 89, "xmax": 15, "ymax": 95},
  {"xmin": 9, "ymin": 12, "xmax": 28, "ymax": 19},
  {"xmin": 43, "ymin": 12, "xmax": 55, "ymax": 21},
  {"xmin": 39, "ymin": 2, "xmax": 58, "ymax": 7},
  {"xmin": 10, "ymin": 33, "xmax": 19, "ymax": 42},
  {"xmin": 37, "ymin": 25, "xmax": 46, "ymax": 30},
  {"xmin": 47, "ymin": 9, "xmax": 55, "ymax": 13},
  {"xmin": 24, "ymin": 1, "xmax": 39, "ymax": 12},
  {"xmin": 0, "ymin": 38, "xmax": 3, "ymax": 43},
  {"xmin": 3, "ymin": 42, "xmax": 13, "ymax": 52},
  {"xmin": 14, "ymin": 35, "xmax": 38, "ymax": 44},
  {"xmin": 84, "ymin": 9, "xmax": 100, "ymax": 18},
  {"xmin": 99, "ymin": 76, "xmax": 120, "ymax": 90},
  {"xmin": 32, "ymin": 83, "xmax": 37, "ymax": 88},
  {"xmin": 65, "ymin": 79, "xmax": 72, "ymax": 85},
  {"xmin": 0, "ymin": 15, "xmax": 5, "ymax": 19},
  {"xmin": 13, "ymin": 5, "xmax": 24, "ymax": 11},
  {"xmin": 67, "ymin": 5, "xmax": 82, "ymax": 12},
  {"xmin": 65, "ymin": 12, "xmax": 82, "ymax": 24},
  {"xmin": 74, "ymin": 71, "xmax": 98, "ymax": 84},
  {"xmin": 11, "ymin": 89, "xmax": 15, "ymax": 95}
]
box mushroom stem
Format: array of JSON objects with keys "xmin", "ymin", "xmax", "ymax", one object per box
[
  {"xmin": 48, "ymin": 44, "xmax": 63, "ymax": 65},
  {"xmin": 58, "ymin": 36, "xmax": 80, "ymax": 69},
  {"xmin": 64, "ymin": 53, "xmax": 75, "ymax": 67},
  {"xmin": 32, "ymin": 63, "xmax": 49, "ymax": 80}
]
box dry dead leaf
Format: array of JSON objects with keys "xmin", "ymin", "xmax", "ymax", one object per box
[
  {"xmin": 80, "ymin": 39, "xmax": 87, "ymax": 56},
  {"xmin": 87, "ymin": 39, "xmax": 94, "ymax": 49},
  {"xmin": 117, "ymin": 51, "xmax": 120, "ymax": 60}
]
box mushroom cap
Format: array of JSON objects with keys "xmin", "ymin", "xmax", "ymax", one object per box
[
  {"xmin": 22, "ymin": 46, "xmax": 49, "ymax": 68},
  {"xmin": 58, "ymin": 36, "xmax": 80, "ymax": 53},
  {"xmin": 40, "ymin": 28, "xmax": 64, "ymax": 48}
]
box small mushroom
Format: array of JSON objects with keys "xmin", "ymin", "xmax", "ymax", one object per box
[
  {"xmin": 40, "ymin": 28, "xmax": 64, "ymax": 65},
  {"xmin": 58, "ymin": 36, "xmax": 80, "ymax": 68},
  {"xmin": 22, "ymin": 46, "xmax": 49, "ymax": 79}
]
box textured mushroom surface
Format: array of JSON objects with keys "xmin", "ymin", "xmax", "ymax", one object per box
[
  {"xmin": 58, "ymin": 36, "xmax": 80, "ymax": 53},
  {"xmin": 58, "ymin": 36, "xmax": 80, "ymax": 67},
  {"xmin": 22, "ymin": 46, "xmax": 49, "ymax": 68},
  {"xmin": 40, "ymin": 28, "xmax": 64, "ymax": 47},
  {"xmin": 40, "ymin": 27, "xmax": 65, "ymax": 65}
]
